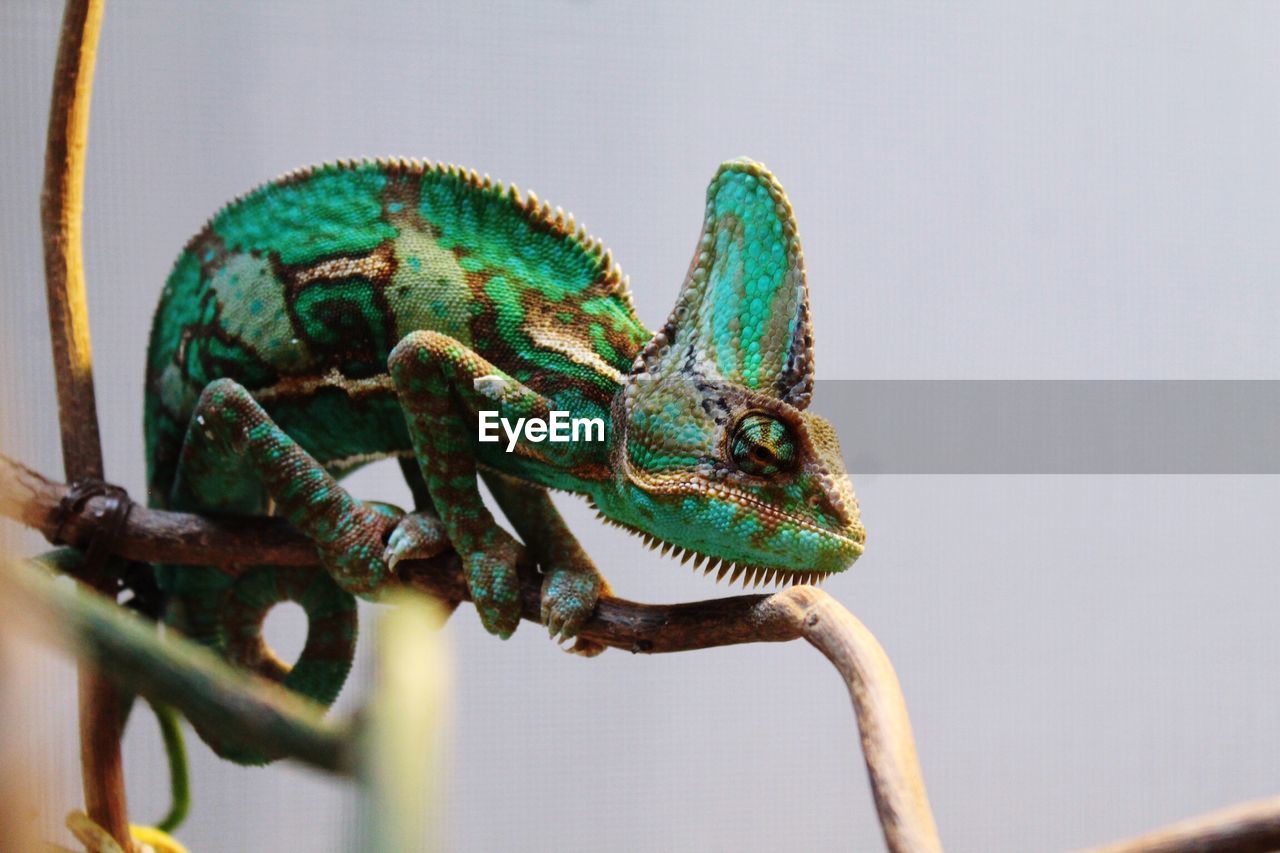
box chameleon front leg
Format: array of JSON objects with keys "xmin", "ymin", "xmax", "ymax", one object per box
[
  {"xmin": 389, "ymin": 330, "xmax": 572, "ymax": 639},
  {"xmin": 175, "ymin": 379, "xmax": 449, "ymax": 595},
  {"xmin": 483, "ymin": 471, "xmax": 609, "ymax": 656}
]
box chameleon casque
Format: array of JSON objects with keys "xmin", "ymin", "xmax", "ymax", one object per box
[{"xmin": 144, "ymin": 156, "xmax": 866, "ymax": 763}]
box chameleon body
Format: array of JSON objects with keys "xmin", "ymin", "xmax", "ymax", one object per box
[{"xmin": 144, "ymin": 157, "xmax": 865, "ymax": 763}]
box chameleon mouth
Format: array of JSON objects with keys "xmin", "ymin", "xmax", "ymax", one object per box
[
  {"xmin": 618, "ymin": 472, "xmax": 866, "ymax": 552},
  {"xmin": 584, "ymin": 496, "xmax": 843, "ymax": 589}
]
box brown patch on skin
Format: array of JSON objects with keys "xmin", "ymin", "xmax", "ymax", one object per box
[
  {"xmin": 460, "ymin": 267, "xmax": 504, "ymax": 356},
  {"xmin": 187, "ymin": 227, "xmax": 232, "ymax": 281},
  {"xmin": 249, "ymin": 368, "xmax": 394, "ymax": 404},
  {"xmin": 381, "ymin": 168, "xmax": 433, "ymax": 233},
  {"xmin": 273, "ymin": 251, "xmax": 316, "ymax": 355},
  {"xmin": 292, "ymin": 245, "xmax": 396, "ymax": 286},
  {"xmin": 566, "ymin": 461, "xmax": 613, "ymax": 482},
  {"xmin": 518, "ymin": 289, "xmax": 625, "ymax": 399},
  {"xmin": 270, "ymin": 242, "xmax": 401, "ymax": 377}
]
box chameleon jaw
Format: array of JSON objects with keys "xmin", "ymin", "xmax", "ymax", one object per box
[
  {"xmin": 585, "ymin": 496, "xmax": 845, "ymax": 590},
  {"xmin": 616, "ymin": 465, "xmax": 865, "ymax": 551}
]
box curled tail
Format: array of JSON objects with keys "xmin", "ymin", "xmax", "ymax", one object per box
[{"xmin": 163, "ymin": 564, "xmax": 357, "ymax": 766}]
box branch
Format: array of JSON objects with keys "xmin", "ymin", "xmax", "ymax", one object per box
[
  {"xmin": 43, "ymin": 1, "xmax": 104, "ymax": 481},
  {"xmin": 1082, "ymin": 795, "xmax": 1280, "ymax": 853},
  {"xmin": 1, "ymin": 452, "xmax": 939, "ymax": 852},
  {"xmin": 39, "ymin": 0, "xmax": 130, "ymax": 846}
]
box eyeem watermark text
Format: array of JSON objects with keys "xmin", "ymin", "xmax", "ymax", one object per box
[{"xmin": 478, "ymin": 411, "xmax": 605, "ymax": 452}]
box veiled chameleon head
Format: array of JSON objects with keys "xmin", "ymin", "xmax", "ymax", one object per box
[{"xmin": 596, "ymin": 159, "xmax": 864, "ymax": 586}]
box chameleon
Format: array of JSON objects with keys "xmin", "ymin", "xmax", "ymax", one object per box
[{"xmin": 144, "ymin": 156, "xmax": 866, "ymax": 763}]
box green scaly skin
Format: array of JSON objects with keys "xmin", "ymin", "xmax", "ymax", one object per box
[{"xmin": 144, "ymin": 157, "xmax": 865, "ymax": 764}]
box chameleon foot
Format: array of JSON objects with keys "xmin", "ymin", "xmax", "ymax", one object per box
[
  {"xmin": 462, "ymin": 529, "xmax": 524, "ymax": 639},
  {"xmin": 383, "ymin": 511, "xmax": 450, "ymax": 570},
  {"xmin": 541, "ymin": 560, "xmax": 607, "ymax": 656}
]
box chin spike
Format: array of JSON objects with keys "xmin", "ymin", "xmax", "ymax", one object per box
[
  {"xmin": 679, "ymin": 549, "xmax": 693, "ymax": 565},
  {"xmin": 715, "ymin": 562, "xmax": 729, "ymax": 582},
  {"xmin": 729, "ymin": 564, "xmax": 745, "ymax": 585},
  {"xmin": 763, "ymin": 568, "xmax": 777, "ymax": 587},
  {"xmin": 693, "ymin": 552, "xmax": 707, "ymax": 570},
  {"xmin": 660, "ymin": 541, "xmax": 673, "ymax": 557}
]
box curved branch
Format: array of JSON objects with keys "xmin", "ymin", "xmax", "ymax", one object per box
[{"xmin": 1082, "ymin": 795, "xmax": 1280, "ymax": 853}]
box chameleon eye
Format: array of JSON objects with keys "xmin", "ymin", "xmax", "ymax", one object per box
[{"xmin": 730, "ymin": 413, "xmax": 797, "ymax": 476}]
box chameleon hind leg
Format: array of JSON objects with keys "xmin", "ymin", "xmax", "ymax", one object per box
[
  {"xmin": 174, "ymin": 378, "xmax": 449, "ymax": 597},
  {"xmin": 167, "ymin": 379, "xmax": 448, "ymax": 762},
  {"xmin": 389, "ymin": 330, "xmax": 608, "ymax": 641},
  {"xmin": 483, "ymin": 471, "xmax": 608, "ymax": 656}
]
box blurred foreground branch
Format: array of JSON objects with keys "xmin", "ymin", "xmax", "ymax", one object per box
[{"xmin": 0, "ymin": 556, "xmax": 352, "ymax": 775}]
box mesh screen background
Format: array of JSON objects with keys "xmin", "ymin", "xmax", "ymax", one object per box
[{"xmin": 3, "ymin": 2, "xmax": 1280, "ymax": 850}]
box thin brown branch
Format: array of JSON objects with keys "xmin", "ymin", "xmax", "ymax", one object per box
[
  {"xmin": 43, "ymin": 1, "xmax": 104, "ymax": 482},
  {"xmin": 1082, "ymin": 795, "xmax": 1280, "ymax": 853},
  {"xmin": 39, "ymin": 0, "xmax": 130, "ymax": 846}
]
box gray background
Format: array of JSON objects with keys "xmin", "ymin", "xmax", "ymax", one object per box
[{"xmin": 3, "ymin": 1, "xmax": 1280, "ymax": 850}]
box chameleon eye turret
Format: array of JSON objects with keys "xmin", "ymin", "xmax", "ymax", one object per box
[
  {"xmin": 146, "ymin": 156, "xmax": 861, "ymax": 763},
  {"xmin": 730, "ymin": 413, "xmax": 797, "ymax": 476}
]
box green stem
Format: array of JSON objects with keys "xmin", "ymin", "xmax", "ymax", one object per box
[{"xmin": 149, "ymin": 702, "xmax": 190, "ymax": 833}]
